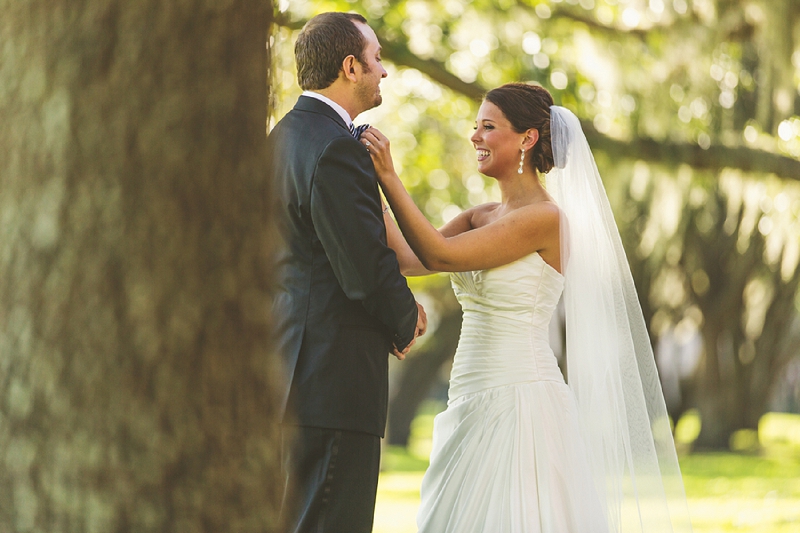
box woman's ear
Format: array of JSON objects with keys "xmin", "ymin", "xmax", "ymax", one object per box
[
  {"xmin": 341, "ymin": 55, "xmax": 359, "ymax": 83},
  {"xmin": 522, "ymin": 129, "xmax": 540, "ymax": 151}
]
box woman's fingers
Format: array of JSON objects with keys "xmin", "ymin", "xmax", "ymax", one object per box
[
  {"xmin": 361, "ymin": 132, "xmax": 389, "ymax": 160},
  {"xmin": 360, "ymin": 129, "xmax": 396, "ymax": 178},
  {"xmin": 360, "ymin": 131, "xmax": 379, "ymax": 153},
  {"xmin": 363, "ymin": 128, "xmax": 389, "ymax": 149},
  {"xmin": 362, "ymin": 130, "xmax": 378, "ymax": 145}
]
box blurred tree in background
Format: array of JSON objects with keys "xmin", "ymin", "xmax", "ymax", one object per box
[
  {"xmin": 272, "ymin": 0, "xmax": 800, "ymax": 451},
  {"xmin": 0, "ymin": 1, "xmax": 283, "ymax": 531}
]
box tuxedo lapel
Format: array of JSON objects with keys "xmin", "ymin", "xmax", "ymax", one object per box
[{"xmin": 294, "ymin": 95, "xmax": 350, "ymax": 133}]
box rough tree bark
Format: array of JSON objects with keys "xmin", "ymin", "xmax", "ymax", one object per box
[{"xmin": 0, "ymin": 1, "xmax": 283, "ymax": 532}]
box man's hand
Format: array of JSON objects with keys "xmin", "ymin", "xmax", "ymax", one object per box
[
  {"xmin": 391, "ymin": 301, "xmax": 428, "ymax": 360},
  {"xmin": 415, "ymin": 301, "xmax": 428, "ymax": 337},
  {"xmin": 392, "ymin": 338, "xmax": 414, "ymax": 360}
]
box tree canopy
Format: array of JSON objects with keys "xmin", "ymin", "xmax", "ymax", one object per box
[
  {"xmin": 275, "ymin": 0, "xmax": 800, "ymax": 181},
  {"xmin": 271, "ymin": 0, "xmax": 800, "ymax": 450}
]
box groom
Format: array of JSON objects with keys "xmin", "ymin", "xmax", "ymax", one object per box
[{"xmin": 270, "ymin": 12, "xmax": 426, "ymax": 533}]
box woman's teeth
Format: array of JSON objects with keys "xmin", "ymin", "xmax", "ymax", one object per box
[{"xmin": 477, "ymin": 149, "xmax": 489, "ymax": 161}]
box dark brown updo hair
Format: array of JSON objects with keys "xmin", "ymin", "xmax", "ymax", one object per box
[{"xmin": 484, "ymin": 82, "xmax": 555, "ymax": 174}]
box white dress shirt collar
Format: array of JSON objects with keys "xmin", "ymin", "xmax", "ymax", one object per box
[{"xmin": 302, "ymin": 91, "xmax": 353, "ymax": 127}]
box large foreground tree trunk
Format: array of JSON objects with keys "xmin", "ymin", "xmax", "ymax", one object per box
[{"xmin": 0, "ymin": 2, "xmax": 283, "ymax": 531}]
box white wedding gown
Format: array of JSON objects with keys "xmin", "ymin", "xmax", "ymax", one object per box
[{"xmin": 417, "ymin": 252, "xmax": 609, "ymax": 533}]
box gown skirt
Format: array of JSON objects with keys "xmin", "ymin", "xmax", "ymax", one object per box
[{"xmin": 416, "ymin": 254, "xmax": 609, "ymax": 533}]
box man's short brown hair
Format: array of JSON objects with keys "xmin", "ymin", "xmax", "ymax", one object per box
[{"xmin": 295, "ymin": 12, "xmax": 369, "ymax": 91}]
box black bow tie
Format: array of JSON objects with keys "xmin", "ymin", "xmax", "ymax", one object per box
[{"xmin": 349, "ymin": 123, "xmax": 369, "ymax": 139}]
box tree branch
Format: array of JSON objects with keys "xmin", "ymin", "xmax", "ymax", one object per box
[
  {"xmin": 274, "ymin": 11, "xmax": 303, "ymax": 31},
  {"xmin": 581, "ymin": 121, "xmax": 800, "ymax": 180},
  {"xmin": 546, "ymin": 4, "xmax": 649, "ymax": 39},
  {"xmin": 379, "ymin": 38, "xmax": 486, "ymax": 101},
  {"xmin": 542, "ymin": 2, "xmax": 721, "ymax": 41},
  {"xmin": 273, "ymin": 14, "xmax": 800, "ymax": 181}
]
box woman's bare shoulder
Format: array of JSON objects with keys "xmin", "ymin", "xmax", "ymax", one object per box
[
  {"xmin": 523, "ymin": 199, "xmax": 560, "ymax": 219},
  {"xmin": 480, "ymin": 199, "xmax": 559, "ymax": 226},
  {"xmin": 517, "ymin": 200, "xmax": 561, "ymax": 236}
]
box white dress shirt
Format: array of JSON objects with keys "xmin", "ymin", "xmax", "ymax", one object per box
[{"xmin": 302, "ymin": 91, "xmax": 353, "ymax": 128}]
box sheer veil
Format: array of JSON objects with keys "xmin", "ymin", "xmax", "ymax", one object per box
[{"xmin": 546, "ymin": 106, "xmax": 693, "ymax": 532}]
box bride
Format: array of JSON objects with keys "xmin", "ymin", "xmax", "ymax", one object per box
[{"xmin": 360, "ymin": 83, "xmax": 693, "ymax": 532}]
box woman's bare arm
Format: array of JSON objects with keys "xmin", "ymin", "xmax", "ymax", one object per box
[
  {"xmin": 383, "ymin": 201, "xmax": 479, "ymax": 276},
  {"xmin": 364, "ymin": 129, "xmax": 559, "ymax": 273}
]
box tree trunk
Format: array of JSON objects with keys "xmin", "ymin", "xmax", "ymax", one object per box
[
  {"xmin": 0, "ymin": 2, "xmax": 282, "ymax": 532},
  {"xmin": 693, "ymin": 323, "xmax": 734, "ymax": 449},
  {"xmin": 686, "ymin": 187, "xmax": 800, "ymax": 450}
]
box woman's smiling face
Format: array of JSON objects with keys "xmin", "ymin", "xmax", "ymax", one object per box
[{"xmin": 470, "ymin": 100, "xmax": 525, "ymax": 178}]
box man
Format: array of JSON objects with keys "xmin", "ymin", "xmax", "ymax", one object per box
[{"xmin": 269, "ymin": 12, "xmax": 427, "ymax": 533}]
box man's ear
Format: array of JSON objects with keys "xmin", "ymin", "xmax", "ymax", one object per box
[
  {"xmin": 342, "ymin": 55, "xmax": 359, "ymax": 83},
  {"xmin": 522, "ymin": 129, "xmax": 540, "ymax": 151}
]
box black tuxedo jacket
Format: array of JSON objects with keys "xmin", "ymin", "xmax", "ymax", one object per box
[{"xmin": 269, "ymin": 96, "xmax": 418, "ymax": 437}]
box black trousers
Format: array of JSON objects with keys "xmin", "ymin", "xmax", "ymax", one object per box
[{"xmin": 280, "ymin": 426, "xmax": 381, "ymax": 533}]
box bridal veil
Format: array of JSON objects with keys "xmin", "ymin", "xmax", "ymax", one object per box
[{"xmin": 547, "ymin": 106, "xmax": 693, "ymax": 532}]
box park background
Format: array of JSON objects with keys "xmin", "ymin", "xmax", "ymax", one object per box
[
  {"xmin": 0, "ymin": 0, "xmax": 798, "ymax": 532},
  {"xmin": 272, "ymin": 1, "xmax": 800, "ymax": 532}
]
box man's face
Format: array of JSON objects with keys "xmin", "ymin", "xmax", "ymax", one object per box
[{"xmin": 353, "ymin": 22, "xmax": 388, "ymax": 113}]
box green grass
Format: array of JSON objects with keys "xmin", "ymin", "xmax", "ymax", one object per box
[
  {"xmin": 374, "ymin": 410, "xmax": 800, "ymax": 533},
  {"xmin": 679, "ymin": 453, "xmax": 800, "ymax": 532}
]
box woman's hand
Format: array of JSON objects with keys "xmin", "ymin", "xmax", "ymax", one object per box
[{"xmin": 360, "ymin": 127, "xmax": 396, "ymax": 183}]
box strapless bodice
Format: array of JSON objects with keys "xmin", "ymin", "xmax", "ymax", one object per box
[{"xmin": 447, "ymin": 252, "xmax": 565, "ymax": 400}]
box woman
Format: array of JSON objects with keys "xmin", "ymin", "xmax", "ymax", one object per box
[{"xmin": 361, "ymin": 83, "xmax": 692, "ymax": 532}]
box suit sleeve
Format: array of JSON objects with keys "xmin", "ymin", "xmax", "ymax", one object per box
[{"xmin": 310, "ymin": 136, "xmax": 418, "ymax": 351}]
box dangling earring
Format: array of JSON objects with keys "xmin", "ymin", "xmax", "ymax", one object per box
[{"xmin": 518, "ymin": 148, "xmax": 525, "ymax": 174}]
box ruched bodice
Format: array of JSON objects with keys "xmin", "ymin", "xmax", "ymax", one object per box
[{"xmin": 447, "ymin": 252, "xmax": 565, "ymax": 400}]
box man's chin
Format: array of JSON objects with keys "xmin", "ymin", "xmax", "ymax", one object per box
[{"xmin": 363, "ymin": 95, "xmax": 382, "ymax": 112}]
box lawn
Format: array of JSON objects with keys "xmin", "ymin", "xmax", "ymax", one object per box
[{"xmin": 373, "ymin": 408, "xmax": 800, "ymax": 533}]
